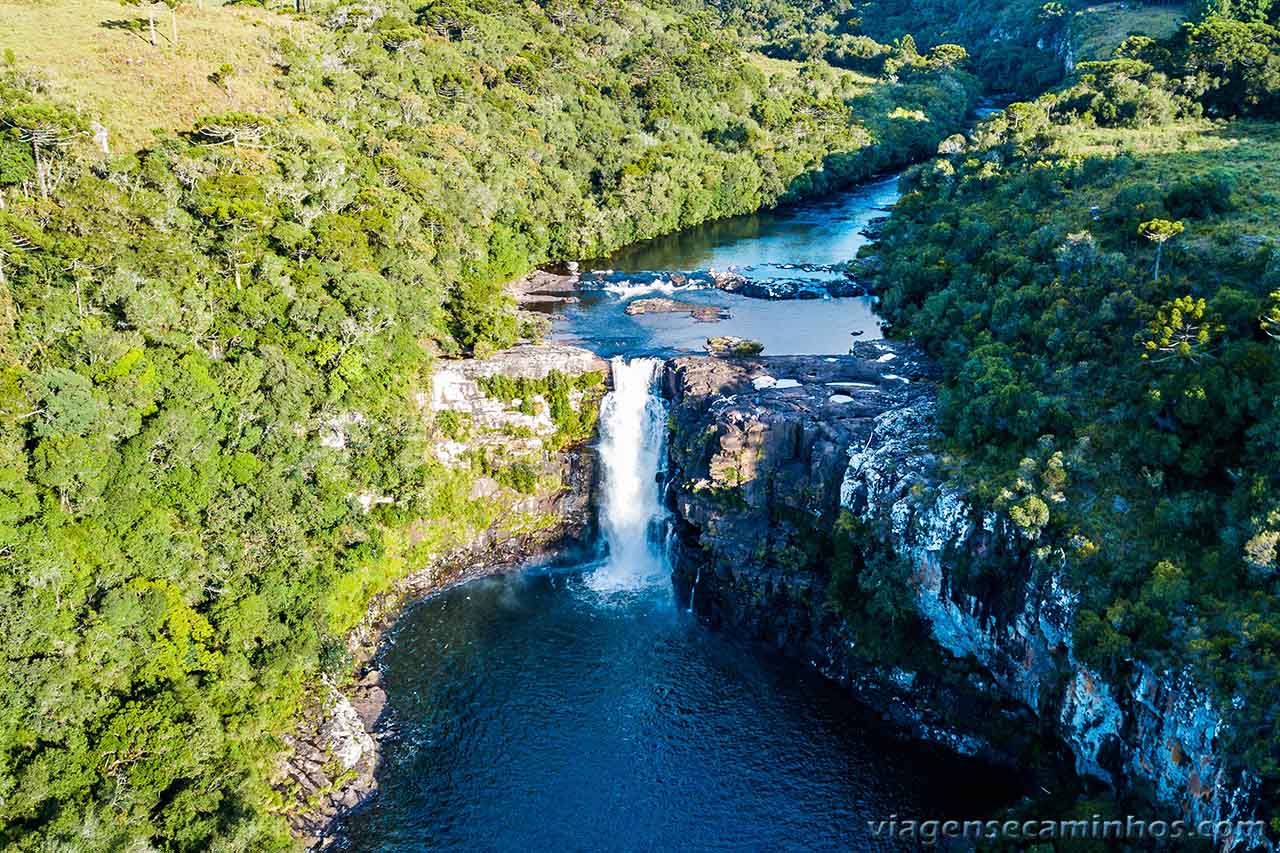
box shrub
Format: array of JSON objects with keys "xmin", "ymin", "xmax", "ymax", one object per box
[{"xmin": 1165, "ymin": 169, "xmax": 1238, "ymax": 218}]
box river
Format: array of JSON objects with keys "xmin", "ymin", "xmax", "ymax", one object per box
[
  {"xmin": 334, "ymin": 182, "xmax": 1021, "ymax": 851},
  {"xmin": 544, "ymin": 175, "xmax": 899, "ymax": 357}
]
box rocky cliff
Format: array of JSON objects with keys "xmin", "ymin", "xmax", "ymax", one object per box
[
  {"xmin": 664, "ymin": 342, "xmax": 1052, "ymax": 767},
  {"xmin": 665, "ymin": 342, "xmax": 1275, "ymax": 849},
  {"xmin": 281, "ymin": 345, "xmax": 608, "ymax": 849}
]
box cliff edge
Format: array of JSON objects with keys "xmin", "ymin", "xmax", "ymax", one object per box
[{"xmin": 665, "ymin": 342, "xmax": 1275, "ymax": 849}]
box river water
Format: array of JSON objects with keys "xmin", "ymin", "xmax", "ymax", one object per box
[
  {"xmin": 545, "ymin": 176, "xmax": 899, "ymax": 357},
  {"xmin": 335, "ymin": 183, "xmax": 1021, "ymax": 851}
]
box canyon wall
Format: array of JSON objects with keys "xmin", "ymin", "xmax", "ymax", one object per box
[
  {"xmin": 665, "ymin": 344, "xmax": 1275, "ymax": 850},
  {"xmin": 282, "ymin": 345, "xmax": 608, "ymax": 848}
]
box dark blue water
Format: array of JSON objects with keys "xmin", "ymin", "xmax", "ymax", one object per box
[
  {"xmin": 334, "ymin": 178, "xmax": 1023, "ymax": 852},
  {"xmin": 334, "ymin": 567, "xmax": 1016, "ymax": 852}
]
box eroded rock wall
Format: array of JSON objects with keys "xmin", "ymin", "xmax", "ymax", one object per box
[
  {"xmin": 282, "ymin": 344, "xmax": 608, "ymax": 848},
  {"xmin": 664, "ymin": 343, "xmax": 1049, "ymax": 766},
  {"xmin": 665, "ymin": 343, "xmax": 1276, "ymax": 850},
  {"xmin": 842, "ymin": 392, "xmax": 1274, "ymax": 849}
]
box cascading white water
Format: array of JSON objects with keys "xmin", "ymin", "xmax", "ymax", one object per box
[{"xmin": 586, "ymin": 357, "xmax": 670, "ymax": 595}]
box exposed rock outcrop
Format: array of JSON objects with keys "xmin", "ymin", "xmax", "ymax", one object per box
[
  {"xmin": 840, "ymin": 390, "xmax": 1274, "ymax": 849},
  {"xmin": 280, "ymin": 345, "xmax": 607, "ymax": 849},
  {"xmin": 663, "ymin": 344, "xmax": 1046, "ymax": 766},
  {"xmin": 710, "ymin": 265, "xmax": 867, "ymax": 299},
  {"xmin": 281, "ymin": 677, "xmax": 385, "ymax": 846},
  {"xmin": 624, "ymin": 297, "xmax": 728, "ymax": 322},
  {"xmin": 510, "ymin": 267, "xmax": 581, "ymax": 307},
  {"xmin": 665, "ymin": 343, "xmax": 1276, "ymax": 850}
]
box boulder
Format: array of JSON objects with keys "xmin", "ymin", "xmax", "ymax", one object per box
[
  {"xmin": 624, "ymin": 297, "xmax": 728, "ymax": 322},
  {"xmin": 705, "ymin": 336, "xmax": 764, "ymax": 356}
]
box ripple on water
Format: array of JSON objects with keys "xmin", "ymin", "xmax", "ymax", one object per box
[{"xmin": 334, "ymin": 569, "xmax": 1020, "ymax": 852}]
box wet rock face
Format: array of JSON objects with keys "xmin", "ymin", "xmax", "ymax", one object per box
[
  {"xmin": 510, "ymin": 268, "xmax": 581, "ymax": 308},
  {"xmin": 661, "ymin": 345, "xmax": 1041, "ymax": 761},
  {"xmin": 664, "ymin": 342, "xmax": 934, "ymax": 590},
  {"xmin": 665, "ymin": 344, "xmax": 1276, "ymax": 848},
  {"xmin": 280, "ymin": 681, "xmax": 382, "ymax": 848},
  {"xmin": 709, "ymin": 266, "xmax": 868, "ymax": 299},
  {"xmin": 837, "ymin": 392, "xmax": 1273, "ymax": 845}
]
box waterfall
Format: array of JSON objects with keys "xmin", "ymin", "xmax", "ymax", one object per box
[{"xmin": 586, "ymin": 357, "xmax": 670, "ymax": 595}]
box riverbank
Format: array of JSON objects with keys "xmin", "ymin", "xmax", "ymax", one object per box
[
  {"xmin": 330, "ymin": 354, "xmax": 1030, "ymax": 852},
  {"xmin": 280, "ymin": 527, "xmax": 601, "ymax": 847},
  {"xmin": 277, "ymin": 346, "xmax": 609, "ymax": 848},
  {"xmin": 660, "ymin": 344, "xmax": 1030, "ymax": 762},
  {"xmin": 662, "ymin": 344, "xmax": 1277, "ymax": 848},
  {"xmin": 278, "ymin": 113, "xmax": 991, "ymax": 844}
]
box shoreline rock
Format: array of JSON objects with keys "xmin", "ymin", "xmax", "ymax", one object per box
[
  {"xmin": 661, "ymin": 346, "xmax": 1044, "ymax": 770},
  {"xmin": 278, "ymin": 345, "xmax": 607, "ymax": 850},
  {"xmin": 624, "ymin": 297, "xmax": 728, "ymax": 322},
  {"xmin": 663, "ymin": 343, "xmax": 1277, "ymax": 849},
  {"xmin": 509, "ymin": 268, "xmax": 581, "ymax": 308},
  {"xmin": 710, "ymin": 266, "xmax": 870, "ymax": 300}
]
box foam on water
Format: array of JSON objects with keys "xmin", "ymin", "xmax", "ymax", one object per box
[
  {"xmin": 598, "ymin": 277, "xmax": 705, "ymax": 298},
  {"xmin": 585, "ymin": 357, "xmax": 671, "ymax": 597}
]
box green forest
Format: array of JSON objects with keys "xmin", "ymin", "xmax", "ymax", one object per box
[
  {"xmin": 715, "ymin": 0, "xmax": 1079, "ymax": 92},
  {"xmin": 8, "ymin": 0, "xmax": 1280, "ymax": 844},
  {"xmin": 0, "ymin": 0, "xmax": 976, "ymax": 848},
  {"xmin": 866, "ymin": 0, "xmax": 1280, "ymax": 811}
]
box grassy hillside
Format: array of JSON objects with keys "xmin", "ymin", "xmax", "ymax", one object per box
[
  {"xmin": 0, "ymin": 0, "xmax": 975, "ymax": 848},
  {"xmin": 865, "ymin": 2, "xmax": 1280, "ymax": 812},
  {"xmin": 1072, "ymin": 1, "xmax": 1188, "ymax": 61},
  {"xmin": 1, "ymin": 0, "xmax": 293, "ymax": 151}
]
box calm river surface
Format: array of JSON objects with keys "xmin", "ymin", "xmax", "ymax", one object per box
[
  {"xmin": 547, "ymin": 176, "xmax": 900, "ymax": 357},
  {"xmin": 334, "ymin": 567, "xmax": 1015, "ymax": 852},
  {"xmin": 335, "ymin": 181, "xmax": 1021, "ymax": 851}
]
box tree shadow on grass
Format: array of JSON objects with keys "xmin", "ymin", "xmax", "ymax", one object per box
[{"xmin": 100, "ymin": 18, "xmax": 163, "ymax": 45}]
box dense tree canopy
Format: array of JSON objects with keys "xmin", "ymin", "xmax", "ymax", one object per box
[
  {"xmin": 715, "ymin": 0, "xmax": 1074, "ymax": 92},
  {"xmin": 866, "ymin": 3, "xmax": 1280, "ymax": 802},
  {"xmin": 0, "ymin": 0, "xmax": 975, "ymax": 848}
]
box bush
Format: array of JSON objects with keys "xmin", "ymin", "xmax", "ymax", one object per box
[{"xmin": 1165, "ymin": 169, "xmax": 1238, "ymax": 218}]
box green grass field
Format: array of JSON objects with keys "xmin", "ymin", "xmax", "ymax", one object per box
[
  {"xmin": 1059, "ymin": 118, "xmax": 1280, "ymax": 239},
  {"xmin": 1073, "ymin": 1, "xmax": 1188, "ymax": 60},
  {"xmin": 0, "ymin": 0, "xmax": 307, "ymax": 151}
]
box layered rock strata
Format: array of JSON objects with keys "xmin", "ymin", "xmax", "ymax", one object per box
[{"xmin": 281, "ymin": 345, "xmax": 608, "ymax": 848}]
